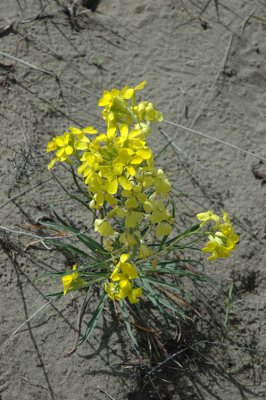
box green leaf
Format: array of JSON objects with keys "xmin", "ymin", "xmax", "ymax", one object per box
[
  {"xmin": 140, "ymin": 278, "xmax": 171, "ymax": 327},
  {"xmin": 141, "ymin": 278, "xmax": 191, "ymax": 322},
  {"xmin": 79, "ymin": 291, "xmax": 108, "ymax": 345},
  {"xmin": 120, "ymin": 301, "xmax": 139, "ymax": 351},
  {"xmin": 40, "ymin": 220, "xmax": 107, "ymax": 255},
  {"xmin": 164, "ymin": 224, "xmax": 200, "ymax": 246},
  {"xmin": 155, "ymin": 258, "xmax": 201, "ymax": 267},
  {"xmin": 144, "ymin": 276, "xmax": 182, "ymax": 293},
  {"xmin": 83, "ymin": 277, "xmax": 106, "ymax": 288},
  {"xmin": 158, "ymin": 234, "xmax": 169, "ymax": 252},
  {"xmin": 45, "ymin": 240, "xmax": 92, "ymax": 258},
  {"xmin": 154, "ymin": 267, "xmax": 214, "ymax": 283}
]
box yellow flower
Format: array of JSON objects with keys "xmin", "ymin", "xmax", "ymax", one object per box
[
  {"xmin": 196, "ymin": 210, "xmax": 220, "ymax": 226},
  {"xmin": 120, "ymin": 80, "xmax": 147, "ymax": 100},
  {"xmin": 118, "ymin": 278, "xmax": 132, "ymax": 293},
  {"xmin": 104, "ymin": 280, "xmax": 142, "ymax": 303},
  {"xmin": 94, "ymin": 219, "xmax": 114, "ymax": 236},
  {"xmin": 98, "ymin": 88, "xmax": 120, "ymax": 107},
  {"xmin": 127, "ymin": 286, "xmax": 142, "ymax": 304},
  {"xmin": 90, "ymin": 192, "xmax": 104, "ymax": 210},
  {"xmin": 62, "ymin": 265, "xmax": 85, "ymax": 295},
  {"xmin": 119, "ymin": 231, "xmax": 139, "ymax": 247},
  {"xmin": 47, "ymin": 132, "xmax": 74, "ymax": 169},
  {"xmin": 99, "ymin": 89, "xmax": 133, "ymax": 128},
  {"xmin": 125, "ymin": 196, "xmax": 138, "ymax": 209},
  {"xmin": 222, "ymin": 210, "xmax": 231, "ymax": 224},
  {"xmin": 119, "ymin": 279, "xmax": 143, "ymax": 304},
  {"xmin": 106, "ymin": 178, "xmax": 118, "ymax": 195},
  {"xmin": 145, "ymin": 199, "xmax": 172, "ymax": 224},
  {"xmin": 69, "ymin": 126, "xmax": 97, "ymax": 151},
  {"xmin": 98, "ymin": 82, "xmax": 148, "ymax": 130},
  {"xmin": 134, "ymin": 122, "xmax": 151, "ymax": 138},
  {"xmin": 202, "ymin": 235, "xmax": 231, "ymax": 261},
  {"xmin": 133, "ymin": 101, "xmax": 163, "ymax": 123},
  {"xmin": 155, "ymin": 222, "xmax": 172, "ymax": 237},
  {"xmin": 104, "ymin": 282, "xmax": 128, "ymax": 301},
  {"xmin": 139, "ymin": 243, "xmax": 153, "ymax": 259},
  {"xmin": 220, "ymin": 224, "xmax": 239, "ymax": 251},
  {"xmin": 200, "ymin": 210, "xmax": 239, "ymax": 260},
  {"xmin": 125, "ymin": 211, "xmax": 143, "ymax": 228},
  {"xmin": 153, "ymin": 169, "xmax": 171, "ymax": 197},
  {"xmin": 82, "ymin": 125, "xmax": 98, "ymax": 134},
  {"xmin": 103, "ymin": 238, "xmax": 114, "ymax": 251},
  {"xmin": 111, "ymin": 259, "xmax": 138, "ymax": 282}
]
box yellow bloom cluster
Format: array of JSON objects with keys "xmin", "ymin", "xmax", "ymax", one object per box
[
  {"xmin": 47, "ymin": 126, "xmax": 97, "ymax": 170},
  {"xmin": 104, "ymin": 254, "xmax": 142, "ymax": 303},
  {"xmin": 196, "ymin": 210, "xmax": 239, "ymax": 261},
  {"xmin": 98, "ymin": 81, "xmax": 163, "ymax": 131},
  {"xmin": 47, "ymin": 81, "xmax": 173, "ymax": 303}
]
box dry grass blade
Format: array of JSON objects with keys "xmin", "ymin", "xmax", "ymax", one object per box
[
  {"xmin": 0, "ymin": 51, "xmax": 99, "ymax": 97},
  {"xmin": 10, "ymin": 297, "xmax": 59, "ymax": 338},
  {"xmin": 0, "ymin": 176, "xmax": 54, "ymax": 210},
  {"xmin": 164, "ymin": 120, "xmax": 266, "ymax": 161}
]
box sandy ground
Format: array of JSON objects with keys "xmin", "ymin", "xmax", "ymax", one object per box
[{"xmin": 0, "ymin": 0, "xmax": 266, "ymax": 399}]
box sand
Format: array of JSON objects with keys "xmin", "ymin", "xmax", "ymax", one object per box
[{"xmin": 0, "ymin": 0, "xmax": 266, "ymax": 399}]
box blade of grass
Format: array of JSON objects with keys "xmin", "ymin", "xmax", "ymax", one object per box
[
  {"xmin": 164, "ymin": 224, "xmax": 200, "ymax": 246},
  {"xmin": 78, "ymin": 291, "xmax": 108, "ymax": 345},
  {"xmin": 45, "ymin": 240, "xmax": 92, "ymax": 258},
  {"xmin": 40, "ymin": 220, "xmax": 107, "ymax": 255},
  {"xmin": 140, "ymin": 278, "xmax": 171, "ymax": 327},
  {"xmin": 154, "ymin": 267, "xmax": 214, "ymax": 282},
  {"xmin": 120, "ymin": 301, "xmax": 139, "ymax": 351},
  {"xmin": 144, "ymin": 276, "xmax": 183, "ymax": 293}
]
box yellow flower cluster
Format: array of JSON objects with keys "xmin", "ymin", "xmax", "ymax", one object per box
[
  {"xmin": 196, "ymin": 210, "xmax": 239, "ymax": 261},
  {"xmin": 98, "ymin": 81, "xmax": 163, "ymax": 131},
  {"xmin": 104, "ymin": 254, "xmax": 142, "ymax": 303},
  {"xmin": 47, "ymin": 126, "xmax": 97, "ymax": 170},
  {"xmin": 47, "ymin": 81, "xmax": 173, "ymax": 303}
]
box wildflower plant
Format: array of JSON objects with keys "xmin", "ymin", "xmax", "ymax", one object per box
[{"xmin": 44, "ymin": 81, "xmax": 239, "ymax": 350}]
